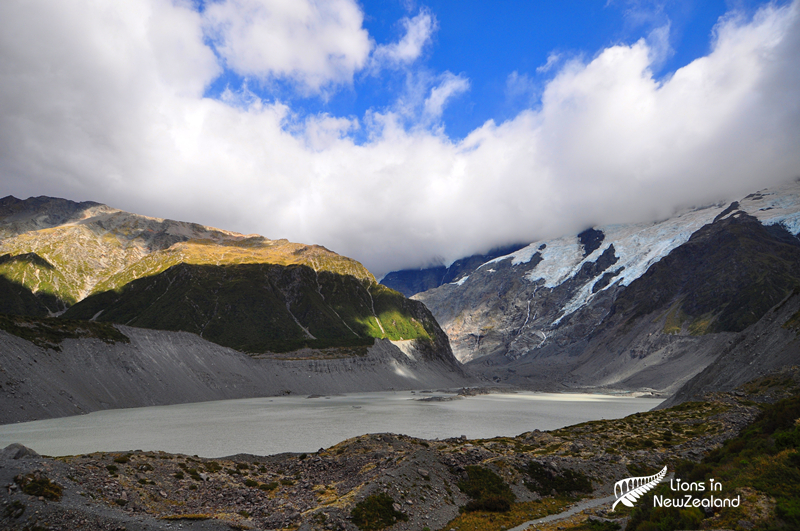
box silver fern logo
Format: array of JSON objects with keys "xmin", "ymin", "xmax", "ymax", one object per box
[{"xmin": 611, "ymin": 466, "xmax": 668, "ymax": 511}]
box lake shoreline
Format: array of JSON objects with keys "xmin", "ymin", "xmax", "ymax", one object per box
[
  {"xmin": 0, "ymin": 391, "xmax": 758, "ymax": 531},
  {"xmin": 0, "ymin": 390, "xmax": 663, "ymax": 458}
]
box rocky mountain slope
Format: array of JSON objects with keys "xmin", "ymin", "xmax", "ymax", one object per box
[
  {"xmin": 0, "ymin": 317, "xmax": 469, "ymax": 425},
  {"xmin": 660, "ymin": 292, "xmax": 800, "ymax": 408},
  {"xmin": 413, "ymin": 181, "xmax": 800, "ymax": 395},
  {"xmin": 0, "ymin": 196, "xmax": 471, "ymax": 419},
  {"xmin": 0, "ymin": 195, "xmax": 447, "ymax": 353},
  {"xmin": 63, "ymin": 262, "xmax": 437, "ymax": 353},
  {"xmin": 0, "ymin": 195, "xmax": 372, "ymax": 305},
  {"xmin": 380, "ymin": 243, "xmax": 526, "ymax": 297}
]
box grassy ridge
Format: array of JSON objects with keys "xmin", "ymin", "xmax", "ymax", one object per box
[{"xmin": 64, "ymin": 263, "xmax": 431, "ymax": 353}]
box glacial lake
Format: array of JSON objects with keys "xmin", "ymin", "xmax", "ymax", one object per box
[{"xmin": 0, "ymin": 391, "xmax": 662, "ymax": 458}]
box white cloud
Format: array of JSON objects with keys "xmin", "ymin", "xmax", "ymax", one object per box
[
  {"xmin": 423, "ymin": 73, "xmax": 470, "ymax": 119},
  {"xmin": 0, "ymin": 0, "xmax": 799, "ymax": 278},
  {"xmin": 202, "ymin": 0, "xmax": 371, "ymax": 92},
  {"xmin": 645, "ymin": 22, "xmax": 673, "ymax": 66},
  {"xmin": 536, "ymin": 52, "xmax": 563, "ymax": 74},
  {"xmin": 371, "ymin": 10, "xmax": 436, "ymax": 69}
]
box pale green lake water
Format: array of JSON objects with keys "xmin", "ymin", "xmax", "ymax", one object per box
[{"xmin": 0, "ymin": 391, "xmax": 662, "ymax": 458}]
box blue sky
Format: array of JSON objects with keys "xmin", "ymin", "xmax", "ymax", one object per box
[
  {"xmin": 1, "ymin": 0, "xmax": 799, "ymax": 275},
  {"xmin": 201, "ymin": 0, "xmax": 782, "ymax": 139}
]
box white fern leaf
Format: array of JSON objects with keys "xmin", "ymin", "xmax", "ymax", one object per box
[{"xmin": 611, "ymin": 465, "xmax": 667, "ymax": 511}]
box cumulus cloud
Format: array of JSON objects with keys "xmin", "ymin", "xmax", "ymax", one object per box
[
  {"xmin": 0, "ymin": 0, "xmax": 799, "ymax": 278},
  {"xmin": 202, "ymin": 0, "xmax": 371, "ymax": 92}
]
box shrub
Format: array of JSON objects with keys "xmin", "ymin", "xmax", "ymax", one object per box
[
  {"xmin": 457, "ymin": 465, "xmax": 515, "ymax": 512},
  {"xmin": 627, "ymin": 502, "xmax": 703, "ymax": 531},
  {"xmin": 15, "ymin": 473, "xmax": 63, "ymax": 501},
  {"xmin": 777, "ymin": 497, "xmax": 800, "ymax": 527},
  {"xmin": 351, "ymin": 493, "xmax": 408, "ymax": 531},
  {"xmin": 204, "ymin": 461, "xmax": 222, "ymax": 473},
  {"xmin": 161, "ymin": 514, "xmax": 211, "ymax": 521},
  {"xmin": 259, "ymin": 482, "xmax": 279, "ymax": 491},
  {"xmin": 581, "ymin": 519, "xmax": 622, "ymax": 531},
  {"xmin": 775, "ymin": 425, "xmax": 800, "ymax": 450},
  {"xmin": 523, "ymin": 461, "xmax": 592, "ymax": 495}
]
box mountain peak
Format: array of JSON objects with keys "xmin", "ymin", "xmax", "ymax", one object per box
[{"xmin": 0, "ymin": 196, "xmax": 375, "ymax": 305}]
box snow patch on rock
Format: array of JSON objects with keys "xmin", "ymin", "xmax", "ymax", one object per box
[
  {"xmin": 451, "ymin": 275, "xmax": 469, "ymax": 286},
  {"xmin": 740, "ymin": 180, "xmax": 800, "ymax": 235}
]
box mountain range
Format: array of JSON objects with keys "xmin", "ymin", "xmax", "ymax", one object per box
[
  {"xmin": 3, "ymin": 180, "xmax": 800, "ymax": 423},
  {"xmin": 405, "ymin": 180, "xmax": 800, "ymax": 396}
]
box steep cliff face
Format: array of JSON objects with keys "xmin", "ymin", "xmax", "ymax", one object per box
[{"xmin": 413, "ymin": 181, "xmax": 800, "ymax": 394}]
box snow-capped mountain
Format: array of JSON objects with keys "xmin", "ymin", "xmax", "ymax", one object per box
[{"xmin": 413, "ymin": 180, "xmax": 800, "ymax": 395}]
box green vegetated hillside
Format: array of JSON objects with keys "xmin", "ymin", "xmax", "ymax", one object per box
[
  {"xmin": 611, "ymin": 212, "xmax": 800, "ymax": 335},
  {"xmin": 0, "ymin": 196, "xmax": 439, "ymax": 355},
  {"xmin": 64, "ymin": 262, "xmax": 433, "ymax": 353},
  {"xmin": 0, "ymin": 273, "xmax": 63, "ymax": 316},
  {"xmin": 626, "ymin": 390, "xmax": 800, "ymax": 531}
]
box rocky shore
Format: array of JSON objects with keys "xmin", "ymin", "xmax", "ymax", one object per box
[{"xmin": 0, "ymin": 389, "xmax": 764, "ymax": 531}]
